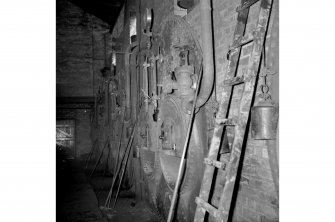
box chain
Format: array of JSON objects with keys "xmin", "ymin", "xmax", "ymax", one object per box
[{"xmin": 259, "ymin": 44, "xmax": 277, "ymax": 102}]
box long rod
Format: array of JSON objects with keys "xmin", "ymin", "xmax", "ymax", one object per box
[
  {"xmin": 85, "ymin": 139, "xmax": 97, "ymax": 169},
  {"xmin": 112, "ymin": 127, "xmax": 136, "ymax": 209},
  {"xmin": 105, "ymin": 102, "xmax": 143, "ymax": 207},
  {"xmin": 103, "ymin": 143, "xmax": 111, "ymax": 176},
  {"xmin": 167, "ymin": 63, "xmax": 203, "ymax": 222},
  {"xmin": 113, "ymin": 107, "xmax": 125, "ymax": 178},
  {"xmin": 104, "ymin": 124, "xmax": 135, "ymax": 207},
  {"xmin": 94, "ymin": 92, "xmax": 97, "ymax": 125},
  {"xmin": 90, "ymin": 137, "xmax": 109, "ymax": 177},
  {"xmin": 105, "ymin": 108, "xmax": 125, "ymax": 207}
]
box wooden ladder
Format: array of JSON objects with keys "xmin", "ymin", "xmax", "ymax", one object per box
[{"xmin": 194, "ymin": 0, "xmax": 274, "ymax": 221}]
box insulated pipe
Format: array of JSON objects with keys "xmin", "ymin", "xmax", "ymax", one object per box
[
  {"xmin": 186, "ymin": 0, "xmax": 214, "ymax": 111},
  {"xmin": 124, "ymin": 41, "xmax": 139, "ymax": 120}
]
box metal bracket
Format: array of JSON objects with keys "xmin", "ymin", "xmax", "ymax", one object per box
[
  {"xmin": 204, "ymin": 158, "xmax": 226, "ymax": 170},
  {"xmin": 215, "ymin": 118, "xmax": 235, "ymax": 126},
  {"xmin": 236, "ymin": 0, "xmax": 260, "ymax": 12},
  {"xmin": 223, "ymin": 118, "xmax": 236, "ymax": 126},
  {"xmin": 224, "ymin": 76, "xmax": 245, "ymax": 86}
]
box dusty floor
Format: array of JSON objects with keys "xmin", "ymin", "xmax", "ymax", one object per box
[
  {"xmin": 89, "ymin": 172, "xmax": 163, "ymax": 222},
  {"xmin": 57, "ymin": 156, "xmax": 163, "ymax": 222},
  {"xmin": 101, "ymin": 198, "xmax": 163, "ymax": 222},
  {"xmin": 57, "ymin": 159, "xmax": 107, "ymax": 222}
]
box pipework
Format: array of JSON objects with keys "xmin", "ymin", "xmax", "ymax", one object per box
[
  {"xmin": 185, "ymin": 0, "xmax": 214, "ymax": 112},
  {"xmin": 124, "ymin": 41, "xmax": 139, "ymax": 120}
]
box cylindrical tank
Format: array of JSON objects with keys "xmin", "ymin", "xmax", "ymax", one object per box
[{"xmin": 251, "ymin": 102, "xmax": 279, "ymax": 140}]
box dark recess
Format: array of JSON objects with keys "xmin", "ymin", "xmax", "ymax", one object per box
[{"xmin": 66, "ymin": 0, "xmax": 126, "ymax": 31}]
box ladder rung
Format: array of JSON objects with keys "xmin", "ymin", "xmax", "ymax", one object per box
[
  {"xmin": 204, "ymin": 158, "xmax": 226, "ymax": 170},
  {"xmin": 195, "ymin": 197, "xmax": 220, "ymax": 218},
  {"xmin": 236, "ymin": 0, "xmax": 260, "ymax": 12},
  {"xmin": 229, "ymin": 32, "xmax": 254, "ymax": 51},
  {"xmin": 215, "ymin": 118, "xmax": 236, "ymax": 126},
  {"xmin": 224, "ymin": 76, "xmax": 245, "ymax": 86},
  {"xmin": 223, "ymin": 118, "xmax": 236, "ymax": 126}
]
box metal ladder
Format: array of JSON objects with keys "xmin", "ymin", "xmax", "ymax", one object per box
[{"xmin": 194, "ymin": 0, "xmax": 274, "ymax": 221}]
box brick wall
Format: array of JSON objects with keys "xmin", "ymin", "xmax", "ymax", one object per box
[
  {"xmin": 57, "ymin": 108, "xmax": 93, "ymax": 159},
  {"xmin": 75, "ymin": 109, "xmax": 93, "ymax": 158},
  {"xmin": 108, "ymin": 0, "xmax": 279, "ymax": 221},
  {"xmin": 186, "ymin": 0, "xmax": 279, "ymax": 221},
  {"xmin": 56, "ymin": 0, "xmax": 109, "ymax": 97},
  {"xmin": 57, "ymin": 0, "xmax": 112, "ymax": 161}
]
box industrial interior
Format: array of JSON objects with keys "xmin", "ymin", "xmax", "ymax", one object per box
[{"xmin": 56, "ymin": 0, "xmax": 279, "ymax": 221}]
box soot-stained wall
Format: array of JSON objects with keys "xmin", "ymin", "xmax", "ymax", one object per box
[
  {"xmin": 56, "ymin": 108, "xmax": 93, "ymax": 159},
  {"xmin": 185, "ymin": 0, "xmax": 279, "ymax": 221},
  {"xmin": 57, "ymin": 0, "xmax": 111, "ymax": 159},
  {"xmin": 56, "ymin": 0, "xmax": 110, "ymax": 97},
  {"xmin": 105, "ymin": 0, "xmax": 279, "ymax": 221}
]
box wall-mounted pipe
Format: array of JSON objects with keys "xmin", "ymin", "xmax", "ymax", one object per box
[
  {"xmin": 125, "ymin": 39, "xmax": 153, "ymax": 120},
  {"xmin": 130, "ymin": 46, "xmax": 139, "ymax": 121},
  {"xmin": 186, "ymin": 0, "xmax": 214, "ymax": 112},
  {"xmin": 124, "ymin": 41, "xmax": 139, "ymax": 120}
]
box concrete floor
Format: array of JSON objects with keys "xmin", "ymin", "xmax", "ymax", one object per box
[{"xmin": 57, "ymin": 155, "xmax": 163, "ymax": 222}]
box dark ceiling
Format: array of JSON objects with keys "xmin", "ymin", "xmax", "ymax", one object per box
[{"xmin": 68, "ymin": 0, "xmax": 126, "ymax": 30}]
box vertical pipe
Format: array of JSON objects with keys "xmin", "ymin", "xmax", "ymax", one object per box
[
  {"xmin": 90, "ymin": 14, "xmax": 95, "ymax": 97},
  {"xmin": 151, "ymin": 57, "xmax": 157, "ymax": 98},
  {"xmin": 186, "ymin": 0, "xmax": 214, "ymax": 111},
  {"xmin": 105, "ymin": 81, "xmax": 109, "ymax": 125},
  {"xmin": 124, "ymin": 42, "xmax": 139, "ymax": 121},
  {"xmin": 142, "ymin": 59, "xmax": 149, "ymax": 112},
  {"xmin": 130, "ymin": 48, "xmax": 139, "ymax": 121}
]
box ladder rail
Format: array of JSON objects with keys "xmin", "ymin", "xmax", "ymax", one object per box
[
  {"xmin": 193, "ymin": 0, "xmax": 251, "ymax": 221},
  {"xmin": 194, "ymin": 0, "xmax": 274, "ymax": 221},
  {"xmin": 217, "ymin": 1, "xmax": 274, "ymax": 221}
]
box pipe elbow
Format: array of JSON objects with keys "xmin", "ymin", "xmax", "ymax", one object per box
[
  {"xmin": 189, "ymin": 0, "xmax": 214, "ymax": 111},
  {"xmin": 182, "ymin": 0, "xmax": 215, "ymax": 113}
]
